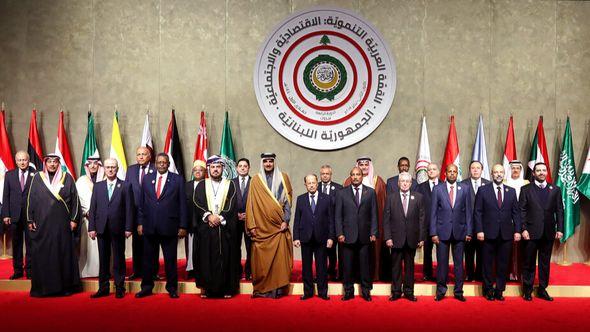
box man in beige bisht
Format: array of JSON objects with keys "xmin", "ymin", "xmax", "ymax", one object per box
[
  {"xmin": 246, "ymin": 153, "xmax": 293, "ymax": 299},
  {"xmin": 76, "ymin": 157, "xmax": 105, "ymax": 278}
]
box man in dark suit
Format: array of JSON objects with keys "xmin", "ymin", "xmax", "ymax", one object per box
[
  {"xmin": 88, "ymin": 158, "xmax": 134, "ymax": 298},
  {"xmin": 135, "ymin": 153, "xmax": 188, "ymax": 299},
  {"xmin": 233, "ymin": 158, "xmax": 252, "ymax": 280},
  {"xmin": 461, "ymin": 160, "xmax": 490, "ymax": 282},
  {"xmin": 319, "ymin": 164, "xmax": 342, "ymax": 280},
  {"xmin": 474, "ymin": 164, "xmax": 521, "ymax": 301},
  {"xmin": 2, "ymin": 151, "xmax": 36, "ymax": 279},
  {"xmin": 520, "ymin": 162, "xmax": 564, "ymax": 301},
  {"xmin": 431, "ymin": 164, "xmax": 472, "ymax": 302},
  {"xmin": 185, "ymin": 160, "xmax": 206, "ymax": 279},
  {"xmin": 383, "ymin": 172, "xmax": 426, "ymax": 301},
  {"xmin": 415, "ymin": 162, "xmax": 440, "ymax": 281},
  {"xmin": 294, "ymin": 174, "xmax": 334, "ymax": 300},
  {"xmin": 386, "ymin": 157, "xmax": 418, "ymax": 194},
  {"xmin": 125, "ymin": 146, "xmax": 156, "ymax": 280},
  {"xmin": 335, "ymin": 167, "xmax": 378, "ymax": 301}
]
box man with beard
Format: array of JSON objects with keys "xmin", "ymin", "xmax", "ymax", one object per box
[
  {"xmin": 26, "ymin": 154, "xmax": 82, "ymax": 297},
  {"xmin": 246, "ymin": 153, "xmax": 293, "ymax": 299},
  {"xmin": 2, "ymin": 151, "xmax": 36, "ymax": 280},
  {"xmin": 194, "ymin": 156, "xmax": 239, "ymax": 298},
  {"xmin": 76, "ymin": 156, "xmax": 104, "ymax": 278},
  {"xmin": 186, "ymin": 160, "xmax": 206, "ymax": 279},
  {"xmin": 520, "ymin": 162, "xmax": 563, "ymax": 301},
  {"xmin": 474, "ymin": 164, "xmax": 521, "ymax": 301},
  {"xmin": 344, "ymin": 157, "xmax": 386, "ymax": 281}
]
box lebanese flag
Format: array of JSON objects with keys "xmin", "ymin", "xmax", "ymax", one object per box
[
  {"xmin": 527, "ymin": 116, "xmax": 552, "ymax": 183},
  {"xmin": 440, "ymin": 115, "xmax": 462, "ymax": 182},
  {"xmin": 502, "ymin": 116, "xmax": 519, "ymax": 178},
  {"xmin": 141, "ymin": 112, "xmax": 154, "ymax": 162},
  {"xmin": 163, "ymin": 110, "xmax": 185, "ymax": 178},
  {"xmin": 54, "ymin": 111, "xmax": 76, "ymax": 179},
  {"xmin": 193, "ymin": 111, "xmax": 208, "ymax": 163},
  {"xmin": 28, "ymin": 109, "xmax": 44, "ymax": 170},
  {"xmin": 0, "ymin": 107, "xmax": 15, "ymax": 203}
]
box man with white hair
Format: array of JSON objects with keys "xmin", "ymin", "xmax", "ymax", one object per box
[{"xmin": 246, "ymin": 153, "xmax": 293, "ymax": 299}]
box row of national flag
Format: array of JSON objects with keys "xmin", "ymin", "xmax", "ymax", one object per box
[
  {"xmin": 0, "ymin": 105, "xmax": 237, "ymax": 203},
  {"xmin": 415, "ymin": 114, "xmax": 590, "ymax": 244}
]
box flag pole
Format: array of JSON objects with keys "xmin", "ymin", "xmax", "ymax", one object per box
[
  {"xmin": 0, "ymin": 233, "xmax": 12, "ymax": 260},
  {"xmin": 558, "ymin": 240, "xmax": 572, "ymax": 266}
]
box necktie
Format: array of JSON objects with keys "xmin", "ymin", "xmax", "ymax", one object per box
[
  {"xmin": 140, "ymin": 166, "xmax": 146, "ymax": 185},
  {"xmin": 402, "ymin": 193, "xmax": 408, "ymax": 217},
  {"xmin": 108, "ymin": 183, "xmax": 114, "ymax": 200},
  {"xmin": 354, "ymin": 187, "xmax": 360, "ymax": 207},
  {"xmin": 539, "ymin": 183, "xmax": 545, "ymax": 189},
  {"xmin": 240, "ymin": 177, "xmax": 246, "ymax": 196},
  {"xmin": 156, "ymin": 176, "xmax": 163, "ymax": 199},
  {"xmin": 497, "ymin": 186, "xmax": 502, "ymax": 208},
  {"xmin": 430, "ymin": 181, "xmax": 435, "ymax": 192},
  {"xmin": 449, "ymin": 185, "xmax": 455, "ymax": 207},
  {"xmin": 20, "ymin": 171, "xmax": 25, "ymax": 192},
  {"xmin": 474, "ymin": 180, "xmax": 479, "ymax": 193},
  {"xmin": 310, "ymin": 194, "xmax": 316, "ymax": 213},
  {"xmin": 322, "ymin": 183, "xmax": 327, "ymax": 194}
]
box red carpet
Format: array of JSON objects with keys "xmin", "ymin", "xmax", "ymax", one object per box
[
  {"xmin": 2, "ymin": 257, "xmax": 590, "ymax": 285},
  {"xmin": 0, "ymin": 291, "xmax": 589, "ymax": 331}
]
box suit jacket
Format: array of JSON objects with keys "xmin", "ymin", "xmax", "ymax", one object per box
[
  {"xmin": 386, "ymin": 175, "xmax": 418, "ymax": 195},
  {"xmin": 474, "ymin": 183, "xmax": 521, "ymax": 240},
  {"xmin": 88, "ymin": 179, "xmax": 134, "ymax": 235},
  {"xmin": 416, "ymin": 180, "xmax": 437, "ymax": 227},
  {"xmin": 383, "ymin": 190, "xmax": 426, "ymax": 249},
  {"xmin": 125, "ymin": 163, "xmax": 156, "ymax": 208},
  {"xmin": 519, "ymin": 183, "xmax": 564, "ymax": 240},
  {"xmin": 319, "ymin": 181, "xmax": 343, "ymax": 198},
  {"xmin": 334, "ymin": 185, "xmax": 378, "ymax": 244},
  {"xmin": 293, "ymin": 192, "xmax": 334, "ymax": 243},
  {"xmin": 232, "ymin": 175, "xmax": 251, "ymax": 214},
  {"xmin": 138, "ymin": 172, "xmax": 188, "ymax": 237},
  {"xmin": 460, "ymin": 177, "xmax": 491, "ymax": 211},
  {"xmin": 429, "ymin": 182, "xmax": 473, "ymax": 241},
  {"xmin": 1, "ymin": 166, "xmax": 36, "ymax": 223}
]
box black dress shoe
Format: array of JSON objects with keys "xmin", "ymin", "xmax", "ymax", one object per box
[
  {"xmin": 115, "ymin": 290, "xmax": 125, "ymax": 299},
  {"xmin": 9, "ymin": 273, "xmax": 23, "ymax": 280},
  {"xmin": 128, "ymin": 273, "xmax": 141, "ymax": 280},
  {"xmin": 361, "ymin": 293, "xmax": 372, "ymax": 302},
  {"xmin": 523, "ymin": 293, "xmax": 533, "ymax": 301},
  {"xmin": 484, "ymin": 291, "xmax": 495, "ymax": 301},
  {"xmin": 135, "ymin": 290, "xmax": 153, "ymax": 298},
  {"xmin": 319, "ymin": 294, "xmax": 330, "ymax": 300},
  {"xmin": 389, "ymin": 294, "xmax": 401, "ymax": 301},
  {"xmin": 404, "ymin": 294, "xmax": 417, "ymax": 302},
  {"xmin": 300, "ymin": 294, "xmax": 313, "ymax": 300},
  {"xmin": 90, "ymin": 289, "xmax": 110, "ymax": 298},
  {"xmin": 537, "ymin": 291, "xmax": 553, "ymax": 301},
  {"xmin": 434, "ymin": 294, "xmax": 445, "ymax": 301},
  {"xmin": 169, "ymin": 291, "xmax": 179, "ymax": 299},
  {"xmin": 341, "ymin": 293, "xmax": 354, "ymax": 301},
  {"xmin": 454, "ymin": 294, "xmax": 466, "ymax": 302},
  {"xmin": 494, "ymin": 291, "xmax": 505, "ymax": 301}
]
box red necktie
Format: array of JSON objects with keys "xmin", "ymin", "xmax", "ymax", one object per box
[
  {"xmin": 497, "ymin": 186, "xmax": 503, "ymax": 208},
  {"xmin": 449, "ymin": 185, "xmax": 455, "ymax": 207},
  {"xmin": 140, "ymin": 166, "xmax": 146, "ymax": 185},
  {"xmin": 156, "ymin": 176, "xmax": 163, "ymax": 199}
]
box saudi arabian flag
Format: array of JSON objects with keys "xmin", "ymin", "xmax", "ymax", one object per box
[
  {"xmin": 555, "ymin": 117, "xmax": 580, "ymax": 243},
  {"xmin": 80, "ymin": 112, "xmax": 100, "ymax": 176},
  {"xmin": 219, "ymin": 111, "xmax": 237, "ymax": 179},
  {"xmin": 578, "ymin": 143, "xmax": 590, "ymax": 200}
]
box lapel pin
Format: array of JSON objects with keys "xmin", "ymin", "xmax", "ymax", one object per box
[
  {"xmin": 30, "ymin": 173, "xmax": 34, "ymax": 177},
  {"xmin": 410, "ymin": 196, "xmax": 415, "ymax": 200},
  {"xmin": 505, "ymin": 188, "xmax": 509, "ymax": 192},
  {"xmin": 149, "ymin": 169, "xmax": 153, "ymax": 173},
  {"xmin": 151, "ymin": 180, "xmax": 155, "ymax": 184},
  {"xmin": 117, "ymin": 183, "xmax": 121, "ymax": 188},
  {"xmin": 331, "ymin": 186, "xmax": 335, "ymax": 190},
  {"xmin": 548, "ymin": 185, "xmax": 552, "ymax": 190},
  {"xmin": 458, "ymin": 186, "xmax": 462, "ymax": 190}
]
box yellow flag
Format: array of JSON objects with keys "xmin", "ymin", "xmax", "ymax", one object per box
[{"xmin": 109, "ymin": 112, "xmax": 127, "ymax": 179}]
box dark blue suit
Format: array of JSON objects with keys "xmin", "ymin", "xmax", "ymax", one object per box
[
  {"xmin": 415, "ymin": 180, "xmax": 437, "ymax": 279},
  {"xmin": 233, "ymin": 175, "xmax": 252, "ymax": 278},
  {"xmin": 125, "ymin": 162, "xmax": 156, "ymax": 276},
  {"xmin": 319, "ymin": 181, "xmax": 342, "ymax": 279},
  {"xmin": 474, "ymin": 183, "xmax": 521, "ymax": 294},
  {"xmin": 293, "ymin": 192, "xmax": 334, "ymax": 297},
  {"xmin": 1, "ymin": 166, "xmax": 36, "ymax": 276},
  {"xmin": 430, "ymin": 181, "xmax": 472, "ymax": 297},
  {"xmin": 138, "ymin": 171, "xmax": 188, "ymax": 293},
  {"xmin": 461, "ymin": 177, "xmax": 490, "ymax": 281},
  {"xmin": 88, "ymin": 179, "xmax": 134, "ymax": 291}
]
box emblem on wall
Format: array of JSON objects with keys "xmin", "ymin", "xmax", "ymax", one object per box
[{"xmin": 253, "ymin": 7, "xmax": 396, "ymax": 150}]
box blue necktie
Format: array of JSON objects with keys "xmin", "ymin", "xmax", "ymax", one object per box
[
  {"xmin": 310, "ymin": 194, "xmax": 316, "ymax": 213},
  {"xmin": 108, "ymin": 183, "xmax": 114, "ymax": 200}
]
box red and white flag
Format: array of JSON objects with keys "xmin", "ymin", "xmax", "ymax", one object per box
[
  {"xmin": 502, "ymin": 116, "xmax": 519, "ymax": 178},
  {"xmin": 440, "ymin": 115, "xmax": 462, "ymax": 182},
  {"xmin": 55, "ymin": 111, "xmax": 77, "ymax": 179},
  {"xmin": 193, "ymin": 111, "xmax": 208, "ymax": 163},
  {"xmin": 0, "ymin": 106, "xmax": 15, "ymax": 203}
]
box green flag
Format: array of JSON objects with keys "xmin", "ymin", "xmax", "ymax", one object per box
[
  {"xmin": 219, "ymin": 111, "xmax": 237, "ymax": 179},
  {"xmin": 578, "ymin": 141, "xmax": 590, "ymax": 200},
  {"xmin": 80, "ymin": 112, "xmax": 100, "ymax": 176},
  {"xmin": 555, "ymin": 117, "xmax": 580, "ymax": 243}
]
